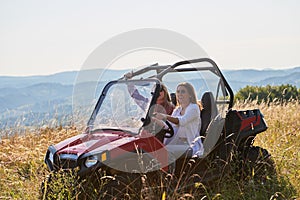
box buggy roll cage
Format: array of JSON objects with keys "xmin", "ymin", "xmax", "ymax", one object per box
[{"xmin": 120, "ymin": 58, "xmax": 234, "ymax": 109}]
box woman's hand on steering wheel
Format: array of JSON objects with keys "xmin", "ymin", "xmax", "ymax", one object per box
[{"xmin": 152, "ymin": 112, "xmax": 174, "ymax": 138}]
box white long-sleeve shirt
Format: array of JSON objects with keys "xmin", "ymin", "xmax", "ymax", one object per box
[{"xmin": 165, "ymin": 103, "xmax": 202, "ymax": 146}]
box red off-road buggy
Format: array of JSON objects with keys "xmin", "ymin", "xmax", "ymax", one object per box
[{"xmin": 43, "ymin": 58, "xmax": 274, "ymax": 198}]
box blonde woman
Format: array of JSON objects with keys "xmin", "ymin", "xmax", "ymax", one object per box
[{"xmin": 154, "ymin": 82, "xmax": 202, "ymax": 147}]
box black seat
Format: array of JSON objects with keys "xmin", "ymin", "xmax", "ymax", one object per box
[{"xmin": 200, "ymin": 92, "xmax": 218, "ymax": 137}]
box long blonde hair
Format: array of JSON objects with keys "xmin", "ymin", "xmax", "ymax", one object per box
[{"xmin": 176, "ymin": 82, "xmax": 203, "ymax": 110}]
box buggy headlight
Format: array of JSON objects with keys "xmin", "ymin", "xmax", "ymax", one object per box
[{"xmin": 85, "ymin": 155, "xmax": 98, "ymax": 168}]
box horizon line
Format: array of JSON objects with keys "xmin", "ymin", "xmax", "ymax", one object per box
[{"xmin": 0, "ymin": 65, "xmax": 299, "ymax": 77}]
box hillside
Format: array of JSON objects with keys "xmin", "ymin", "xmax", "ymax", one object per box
[
  {"xmin": 0, "ymin": 66, "xmax": 299, "ymax": 130},
  {"xmin": 223, "ymin": 66, "xmax": 300, "ymax": 91},
  {"xmin": 259, "ymin": 72, "xmax": 300, "ymax": 86}
]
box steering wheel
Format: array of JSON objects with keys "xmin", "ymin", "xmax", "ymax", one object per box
[{"xmin": 163, "ymin": 120, "xmax": 174, "ymax": 138}]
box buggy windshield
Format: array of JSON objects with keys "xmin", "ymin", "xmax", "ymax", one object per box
[{"xmin": 88, "ymin": 80, "xmax": 159, "ymax": 134}]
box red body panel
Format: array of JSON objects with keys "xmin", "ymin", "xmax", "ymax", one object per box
[
  {"xmin": 236, "ymin": 112, "xmax": 262, "ymax": 132},
  {"xmin": 55, "ymin": 130, "xmax": 133, "ymax": 156},
  {"xmin": 53, "ymin": 129, "xmax": 168, "ymax": 171}
]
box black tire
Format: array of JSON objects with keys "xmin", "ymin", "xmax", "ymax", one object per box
[
  {"xmin": 40, "ymin": 174, "xmax": 51, "ymax": 200},
  {"xmin": 242, "ymin": 146, "xmax": 276, "ymax": 182},
  {"xmin": 103, "ymin": 173, "xmax": 142, "ymax": 199},
  {"xmin": 40, "ymin": 170, "xmax": 80, "ymax": 200}
]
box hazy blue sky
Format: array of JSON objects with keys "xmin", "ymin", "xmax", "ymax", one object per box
[{"xmin": 1, "ymin": 0, "xmax": 300, "ymax": 76}]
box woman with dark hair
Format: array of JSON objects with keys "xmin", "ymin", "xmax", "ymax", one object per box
[
  {"xmin": 155, "ymin": 84, "xmax": 175, "ymax": 115},
  {"xmin": 125, "ymin": 71, "xmax": 174, "ymax": 115}
]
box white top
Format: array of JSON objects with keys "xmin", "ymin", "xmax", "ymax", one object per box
[{"xmin": 165, "ymin": 103, "xmax": 202, "ymax": 146}]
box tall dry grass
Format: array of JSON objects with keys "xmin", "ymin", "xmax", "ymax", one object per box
[
  {"xmin": 235, "ymin": 100, "xmax": 300, "ymax": 197},
  {"xmin": 0, "ymin": 126, "xmax": 80, "ymax": 199},
  {"xmin": 0, "ymin": 101, "xmax": 299, "ymax": 199}
]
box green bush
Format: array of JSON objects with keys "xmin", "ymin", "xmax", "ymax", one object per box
[{"xmin": 235, "ymin": 84, "xmax": 299, "ymax": 103}]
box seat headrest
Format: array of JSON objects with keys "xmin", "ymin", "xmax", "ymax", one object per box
[
  {"xmin": 200, "ymin": 92, "xmax": 217, "ymax": 136},
  {"xmin": 201, "ymin": 92, "xmax": 214, "ymax": 110}
]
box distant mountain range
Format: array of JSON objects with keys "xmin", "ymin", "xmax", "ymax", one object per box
[
  {"xmin": 222, "ymin": 67, "xmax": 300, "ymax": 91},
  {"xmin": 0, "ymin": 66, "xmax": 299, "ymax": 131}
]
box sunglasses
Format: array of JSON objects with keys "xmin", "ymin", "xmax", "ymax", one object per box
[{"xmin": 176, "ymin": 89, "xmax": 187, "ymax": 94}]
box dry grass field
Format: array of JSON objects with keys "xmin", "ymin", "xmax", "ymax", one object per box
[{"xmin": 0, "ymin": 101, "xmax": 299, "ymax": 199}]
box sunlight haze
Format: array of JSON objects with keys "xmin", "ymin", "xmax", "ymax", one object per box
[{"xmin": 0, "ymin": 0, "xmax": 300, "ymax": 76}]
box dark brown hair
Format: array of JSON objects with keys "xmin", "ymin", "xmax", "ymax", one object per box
[{"xmin": 161, "ymin": 84, "xmax": 172, "ymax": 102}]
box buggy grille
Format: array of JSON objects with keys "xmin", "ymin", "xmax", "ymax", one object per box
[{"xmin": 59, "ymin": 154, "xmax": 78, "ymax": 169}]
